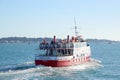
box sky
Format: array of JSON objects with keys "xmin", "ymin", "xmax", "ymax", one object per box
[{"xmin": 0, "ymin": 0, "xmax": 120, "ymax": 41}]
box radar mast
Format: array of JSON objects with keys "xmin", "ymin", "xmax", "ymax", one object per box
[{"xmin": 74, "ymin": 17, "xmax": 79, "ymax": 36}]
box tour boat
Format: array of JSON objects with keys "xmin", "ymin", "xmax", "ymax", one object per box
[{"xmin": 35, "ymin": 22, "xmax": 91, "ymax": 67}]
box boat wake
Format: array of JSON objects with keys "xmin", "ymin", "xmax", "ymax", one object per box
[
  {"xmin": 0, "ymin": 58, "xmax": 103, "ymax": 80},
  {"xmin": 0, "ymin": 62, "xmax": 35, "ymax": 74},
  {"xmin": 62, "ymin": 58, "xmax": 103, "ymax": 71}
]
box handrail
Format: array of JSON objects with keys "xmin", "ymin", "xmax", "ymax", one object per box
[{"xmin": 39, "ymin": 48, "xmax": 73, "ymax": 50}]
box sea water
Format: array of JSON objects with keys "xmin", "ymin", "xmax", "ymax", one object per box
[{"xmin": 0, "ymin": 42, "xmax": 120, "ymax": 80}]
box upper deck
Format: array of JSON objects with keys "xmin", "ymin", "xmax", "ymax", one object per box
[{"xmin": 37, "ymin": 35, "xmax": 90, "ymax": 57}]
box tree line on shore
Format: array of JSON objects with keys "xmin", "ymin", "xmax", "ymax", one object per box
[{"xmin": 0, "ymin": 37, "xmax": 119, "ymax": 43}]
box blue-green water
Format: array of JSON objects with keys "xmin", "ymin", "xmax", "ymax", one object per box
[{"xmin": 0, "ymin": 42, "xmax": 120, "ymax": 80}]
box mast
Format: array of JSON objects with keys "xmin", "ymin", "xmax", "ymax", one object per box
[{"xmin": 74, "ymin": 17, "xmax": 78, "ymax": 36}]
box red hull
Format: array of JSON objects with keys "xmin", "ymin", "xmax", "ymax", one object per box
[{"xmin": 35, "ymin": 56, "xmax": 90, "ymax": 67}]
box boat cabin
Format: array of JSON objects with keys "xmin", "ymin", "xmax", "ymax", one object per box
[{"xmin": 39, "ymin": 35, "xmax": 88, "ymax": 56}]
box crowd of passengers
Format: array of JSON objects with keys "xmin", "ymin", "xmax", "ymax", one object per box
[{"xmin": 39, "ymin": 36, "xmax": 85, "ymax": 56}]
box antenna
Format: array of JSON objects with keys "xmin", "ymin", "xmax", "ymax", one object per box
[{"xmin": 74, "ymin": 17, "xmax": 78, "ymax": 36}]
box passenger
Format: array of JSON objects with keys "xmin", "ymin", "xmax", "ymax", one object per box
[
  {"xmin": 39, "ymin": 42, "xmax": 45, "ymax": 49},
  {"xmin": 42, "ymin": 42, "xmax": 46, "ymax": 50},
  {"xmin": 45, "ymin": 43, "xmax": 48, "ymax": 49},
  {"xmin": 58, "ymin": 40, "xmax": 62, "ymax": 55},
  {"xmin": 39, "ymin": 43, "xmax": 42, "ymax": 49},
  {"xmin": 57, "ymin": 42, "xmax": 61, "ymax": 54},
  {"xmin": 50, "ymin": 41, "xmax": 54, "ymax": 48}
]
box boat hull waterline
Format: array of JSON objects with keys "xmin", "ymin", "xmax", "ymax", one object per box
[{"xmin": 35, "ymin": 56, "xmax": 90, "ymax": 67}]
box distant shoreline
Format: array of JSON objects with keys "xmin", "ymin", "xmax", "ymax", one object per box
[{"xmin": 0, "ymin": 37, "xmax": 119, "ymax": 43}]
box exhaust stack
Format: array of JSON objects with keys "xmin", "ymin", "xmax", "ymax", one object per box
[{"xmin": 53, "ymin": 36, "xmax": 56, "ymax": 43}]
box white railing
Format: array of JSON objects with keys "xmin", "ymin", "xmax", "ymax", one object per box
[{"xmin": 35, "ymin": 55, "xmax": 73, "ymax": 60}]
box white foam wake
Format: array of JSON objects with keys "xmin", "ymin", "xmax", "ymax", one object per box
[
  {"xmin": 0, "ymin": 58, "xmax": 103, "ymax": 77},
  {"xmin": 54, "ymin": 58, "xmax": 103, "ymax": 71}
]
